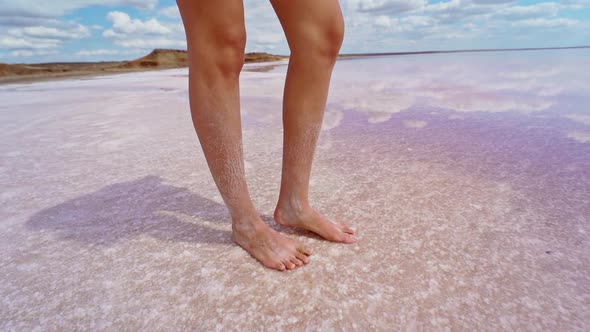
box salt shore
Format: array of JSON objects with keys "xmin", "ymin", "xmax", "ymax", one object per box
[{"xmin": 1, "ymin": 51, "xmax": 589, "ymax": 330}]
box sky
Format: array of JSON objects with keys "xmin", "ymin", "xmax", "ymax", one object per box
[{"xmin": 0, "ymin": 0, "xmax": 589, "ymax": 63}]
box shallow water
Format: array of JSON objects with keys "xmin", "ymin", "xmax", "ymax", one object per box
[{"xmin": 1, "ymin": 50, "xmax": 589, "ymax": 330}]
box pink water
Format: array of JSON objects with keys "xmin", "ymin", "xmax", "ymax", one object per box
[{"xmin": 1, "ymin": 50, "xmax": 588, "ymax": 330}]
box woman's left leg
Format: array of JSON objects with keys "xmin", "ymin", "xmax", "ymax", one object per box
[{"xmin": 270, "ymin": 0, "xmax": 356, "ymax": 244}]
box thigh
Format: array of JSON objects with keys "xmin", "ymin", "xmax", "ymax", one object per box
[
  {"xmin": 269, "ymin": 0, "xmax": 344, "ymax": 49},
  {"xmin": 176, "ymin": 0, "xmax": 246, "ymax": 45}
]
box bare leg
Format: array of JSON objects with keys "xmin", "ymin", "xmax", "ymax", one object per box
[
  {"xmin": 177, "ymin": 0, "xmax": 311, "ymax": 271},
  {"xmin": 270, "ymin": 0, "xmax": 356, "ymax": 243}
]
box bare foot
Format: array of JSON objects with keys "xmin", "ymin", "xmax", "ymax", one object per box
[
  {"xmin": 274, "ymin": 200, "xmax": 356, "ymax": 244},
  {"xmin": 231, "ymin": 217, "xmax": 312, "ymax": 271}
]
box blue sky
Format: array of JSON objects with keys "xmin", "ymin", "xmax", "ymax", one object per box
[{"xmin": 0, "ymin": 0, "xmax": 589, "ymax": 63}]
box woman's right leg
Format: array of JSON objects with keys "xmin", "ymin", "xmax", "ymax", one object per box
[{"xmin": 176, "ymin": 0, "xmax": 311, "ymax": 271}]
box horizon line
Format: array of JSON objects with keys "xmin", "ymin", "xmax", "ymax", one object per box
[
  {"xmin": 3, "ymin": 45, "xmax": 589, "ymax": 65},
  {"xmin": 336, "ymin": 45, "xmax": 590, "ymax": 57}
]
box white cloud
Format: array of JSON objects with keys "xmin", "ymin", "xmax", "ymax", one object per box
[
  {"xmin": 105, "ymin": 11, "xmax": 172, "ymax": 36},
  {"xmin": 18, "ymin": 25, "xmax": 90, "ymax": 40},
  {"xmin": 423, "ymin": 0, "xmax": 492, "ymax": 23},
  {"xmin": 158, "ymin": 6, "xmax": 180, "ymax": 19},
  {"xmin": 112, "ymin": 38, "xmax": 185, "ymax": 49},
  {"xmin": 0, "ymin": 16, "xmax": 58, "ymax": 27},
  {"xmin": 495, "ymin": 2, "xmax": 561, "ymax": 20},
  {"xmin": 354, "ymin": 0, "xmax": 425, "ymax": 14},
  {"xmin": 75, "ymin": 49, "xmax": 121, "ymax": 56},
  {"xmin": 10, "ymin": 49, "xmax": 58, "ymax": 57},
  {"xmin": 0, "ymin": 36, "xmax": 59, "ymax": 50},
  {"xmin": 512, "ymin": 18, "xmax": 579, "ymax": 28},
  {"xmin": 0, "ymin": 22, "xmax": 90, "ymax": 54},
  {"xmin": 567, "ymin": 131, "xmax": 590, "ymax": 143},
  {"xmin": 0, "ymin": 0, "xmax": 158, "ymax": 19},
  {"xmin": 102, "ymin": 11, "xmax": 186, "ymax": 50},
  {"xmin": 75, "ymin": 48, "xmax": 144, "ymax": 57},
  {"xmin": 338, "ymin": 0, "xmax": 590, "ymax": 53},
  {"xmin": 1, "ymin": 0, "xmax": 589, "ymax": 62},
  {"xmin": 564, "ymin": 114, "xmax": 590, "ymax": 126},
  {"xmin": 243, "ymin": 0, "xmax": 288, "ymax": 53},
  {"xmin": 322, "ymin": 109, "xmax": 344, "ymax": 130},
  {"xmin": 331, "ymin": 83, "xmax": 415, "ymax": 124},
  {"xmin": 403, "ymin": 120, "xmax": 428, "ymax": 128}
]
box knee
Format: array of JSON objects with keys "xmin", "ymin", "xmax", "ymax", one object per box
[
  {"xmin": 188, "ymin": 26, "xmax": 246, "ymax": 78},
  {"xmin": 321, "ymin": 16, "xmax": 345, "ymax": 59},
  {"xmin": 214, "ymin": 27, "xmax": 247, "ymax": 75},
  {"xmin": 291, "ymin": 15, "xmax": 344, "ymax": 62}
]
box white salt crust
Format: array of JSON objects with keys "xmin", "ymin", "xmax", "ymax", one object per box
[{"xmin": 1, "ymin": 51, "xmax": 590, "ymax": 330}]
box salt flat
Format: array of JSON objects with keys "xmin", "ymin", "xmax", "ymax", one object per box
[{"xmin": 1, "ymin": 51, "xmax": 589, "ymax": 330}]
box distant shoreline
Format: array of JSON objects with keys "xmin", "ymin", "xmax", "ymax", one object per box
[
  {"xmin": 0, "ymin": 50, "xmax": 286, "ymax": 85},
  {"xmin": 1, "ymin": 46, "xmax": 588, "ymax": 85},
  {"xmin": 339, "ymin": 45, "xmax": 590, "ymax": 58}
]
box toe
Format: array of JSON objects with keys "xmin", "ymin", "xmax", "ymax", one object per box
[
  {"xmin": 262, "ymin": 256, "xmax": 286, "ymax": 271},
  {"xmin": 339, "ymin": 223, "xmax": 355, "ymax": 235},
  {"xmin": 297, "ymin": 246, "xmax": 313, "ymax": 256},
  {"xmin": 341, "ymin": 232, "xmax": 356, "ymax": 244},
  {"xmin": 283, "ymin": 259, "xmax": 296, "ymax": 270},
  {"xmin": 325, "ymin": 226, "xmax": 357, "ymax": 243},
  {"xmin": 290, "ymin": 256, "xmax": 303, "ymax": 267},
  {"xmin": 272, "ymin": 262, "xmax": 286, "ymax": 271},
  {"xmin": 296, "ymin": 252, "xmax": 310, "ymax": 264}
]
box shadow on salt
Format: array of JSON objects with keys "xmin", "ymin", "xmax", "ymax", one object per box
[{"xmin": 26, "ymin": 175, "xmax": 319, "ymax": 246}]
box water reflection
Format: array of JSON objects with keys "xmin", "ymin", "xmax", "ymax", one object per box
[
  {"xmin": 1, "ymin": 50, "xmax": 589, "ymax": 330},
  {"xmin": 314, "ymin": 50, "xmax": 590, "ymax": 143}
]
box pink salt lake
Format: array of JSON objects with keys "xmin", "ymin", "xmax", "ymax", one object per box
[{"xmin": 1, "ymin": 50, "xmax": 589, "ymax": 330}]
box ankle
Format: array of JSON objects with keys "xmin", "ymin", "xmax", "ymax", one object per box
[
  {"xmin": 231, "ymin": 213, "xmax": 265, "ymax": 229},
  {"xmin": 276, "ymin": 194, "xmax": 310, "ymax": 216},
  {"xmin": 227, "ymin": 203, "xmax": 259, "ymax": 221}
]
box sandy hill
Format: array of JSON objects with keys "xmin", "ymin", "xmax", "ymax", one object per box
[
  {"xmin": 117, "ymin": 49, "xmax": 286, "ymax": 69},
  {"xmin": 116, "ymin": 49, "xmax": 188, "ymax": 69},
  {"xmin": 0, "ymin": 63, "xmax": 58, "ymax": 76},
  {"xmin": 0, "ymin": 49, "xmax": 288, "ymax": 83}
]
